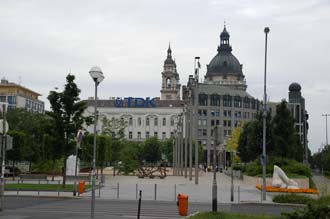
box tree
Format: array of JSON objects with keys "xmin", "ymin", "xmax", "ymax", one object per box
[
  {"xmin": 226, "ymin": 127, "xmax": 242, "ymax": 152},
  {"xmin": 161, "ymin": 138, "xmax": 173, "ymax": 164},
  {"xmin": 272, "ymin": 100, "xmax": 303, "ymax": 162},
  {"xmin": 143, "ymin": 137, "xmax": 161, "ymax": 164},
  {"xmin": 237, "ymin": 111, "xmax": 272, "ymax": 163},
  {"xmin": 47, "ymin": 74, "xmax": 88, "ymax": 187}
]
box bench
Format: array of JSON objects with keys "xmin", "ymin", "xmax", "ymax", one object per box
[{"xmin": 20, "ymin": 174, "xmax": 48, "ymax": 180}]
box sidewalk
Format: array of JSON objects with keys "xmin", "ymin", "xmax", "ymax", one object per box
[{"xmin": 4, "ymin": 169, "xmax": 274, "ymax": 203}]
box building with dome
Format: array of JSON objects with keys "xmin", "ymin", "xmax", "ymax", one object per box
[
  {"xmin": 288, "ymin": 82, "xmax": 309, "ymax": 163},
  {"xmin": 182, "ymin": 25, "xmax": 260, "ymax": 167}
]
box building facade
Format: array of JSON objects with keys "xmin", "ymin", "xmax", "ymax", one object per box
[
  {"xmin": 0, "ymin": 79, "xmax": 44, "ymax": 113},
  {"xmin": 183, "ymin": 26, "xmax": 260, "ymax": 166},
  {"xmin": 288, "ymin": 82, "xmax": 309, "ymax": 163},
  {"xmin": 84, "ymin": 48, "xmax": 185, "ymax": 141}
]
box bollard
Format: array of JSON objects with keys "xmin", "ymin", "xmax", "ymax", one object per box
[
  {"xmin": 154, "ymin": 184, "xmax": 157, "ymax": 200},
  {"xmin": 230, "ymin": 183, "xmax": 234, "ymax": 202},
  {"xmin": 238, "ymin": 186, "xmax": 240, "ymax": 203},
  {"xmin": 117, "ymin": 183, "xmax": 119, "ymax": 199},
  {"xmin": 137, "ymin": 190, "xmax": 142, "ymax": 219},
  {"xmin": 58, "ymin": 180, "xmax": 60, "ymax": 197},
  {"xmin": 17, "ymin": 179, "xmax": 19, "ymax": 196},
  {"xmin": 98, "ymin": 182, "xmax": 101, "ymax": 198},
  {"xmin": 136, "ymin": 184, "xmax": 138, "ymax": 200},
  {"xmin": 38, "ymin": 179, "xmax": 40, "ymax": 196},
  {"xmin": 174, "ymin": 184, "xmax": 177, "ymax": 201}
]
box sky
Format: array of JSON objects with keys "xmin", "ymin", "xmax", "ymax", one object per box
[{"xmin": 1, "ymin": 0, "xmax": 329, "ymax": 153}]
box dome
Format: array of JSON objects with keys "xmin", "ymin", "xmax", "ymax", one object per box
[
  {"xmin": 207, "ymin": 52, "xmax": 242, "ymax": 76},
  {"xmin": 289, "ymin": 82, "xmax": 301, "ymax": 92}
]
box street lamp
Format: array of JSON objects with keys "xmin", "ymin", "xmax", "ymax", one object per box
[
  {"xmin": 89, "ymin": 66, "xmax": 104, "ymax": 218},
  {"xmin": 212, "ymin": 126, "xmax": 218, "ymax": 212},
  {"xmin": 322, "ymin": 114, "xmax": 329, "ymax": 146},
  {"xmin": 262, "ymin": 27, "xmax": 270, "ymax": 201}
]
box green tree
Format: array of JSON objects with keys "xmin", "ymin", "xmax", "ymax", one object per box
[
  {"xmin": 272, "ymin": 100, "xmax": 303, "ymax": 162},
  {"xmin": 143, "ymin": 137, "xmax": 161, "ymax": 163},
  {"xmin": 47, "ymin": 74, "xmax": 88, "ymax": 187},
  {"xmin": 161, "ymin": 138, "xmax": 173, "ymax": 164}
]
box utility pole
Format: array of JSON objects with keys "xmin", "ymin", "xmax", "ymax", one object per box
[
  {"xmin": 322, "ymin": 114, "xmax": 329, "ymax": 146},
  {"xmin": 194, "ymin": 57, "xmax": 200, "ymax": 185},
  {"xmin": 184, "ymin": 108, "xmax": 188, "ymax": 178}
]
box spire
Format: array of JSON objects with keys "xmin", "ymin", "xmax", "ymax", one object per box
[
  {"xmin": 167, "ymin": 43, "xmax": 172, "ymax": 58},
  {"xmin": 218, "ymin": 23, "xmax": 232, "ymax": 52}
]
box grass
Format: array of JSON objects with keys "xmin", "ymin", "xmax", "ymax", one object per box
[
  {"xmin": 189, "ymin": 212, "xmax": 283, "ymax": 219},
  {"xmin": 5, "ymin": 183, "xmax": 92, "ymax": 192}
]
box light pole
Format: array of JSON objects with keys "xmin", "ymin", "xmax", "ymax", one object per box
[
  {"xmin": 194, "ymin": 56, "xmax": 200, "ymax": 185},
  {"xmin": 89, "ymin": 66, "xmax": 104, "ymax": 218},
  {"xmin": 262, "ymin": 27, "xmax": 270, "ymax": 201},
  {"xmin": 0, "ymin": 103, "xmax": 8, "ymax": 212},
  {"xmin": 184, "ymin": 107, "xmax": 188, "ymax": 178},
  {"xmin": 322, "ymin": 114, "xmax": 329, "ymax": 146},
  {"xmin": 212, "ymin": 126, "xmax": 218, "ymax": 212}
]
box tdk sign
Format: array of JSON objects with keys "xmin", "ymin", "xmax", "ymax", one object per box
[{"xmin": 115, "ymin": 97, "xmax": 156, "ymax": 108}]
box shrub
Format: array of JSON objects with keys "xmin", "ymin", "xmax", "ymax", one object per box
[
  {"xmin": 283, "ymin": 203, "xmax": 330, "ymax": 219},
  {"xmin": 273, "ymin": 194, "xmax": 314, "ymax": 205}
]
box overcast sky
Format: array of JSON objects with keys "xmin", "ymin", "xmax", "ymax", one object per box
[{"xmin": 1, "ymin": 0, "xmax": 329, "ymax": 153}]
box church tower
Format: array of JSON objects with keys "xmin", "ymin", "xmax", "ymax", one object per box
[{"xmin": 160, "ymin": 44, "xmax": 181, "ymax": 100}]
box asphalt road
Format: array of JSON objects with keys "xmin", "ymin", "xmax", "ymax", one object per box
[{"xmin": 1, "ymin": 196, "xmax": 303, "ymax": 219}]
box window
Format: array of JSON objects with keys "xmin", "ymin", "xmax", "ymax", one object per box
[
  {"xmin": 202, "ymin": 119, "xmax": 207, "ymax": 126},
  {"xmin": 170, "ymin": 132, "xmax": 174, "ymax": 138},
  {"xmin": 198, "ymin": 110, "xmax": 202, "ymax": 116},
  {"xmin": 146, "ymin": 131, "xmax": 150, "ymax": 139},
  {"xmin": 137, "ymin": 132, "xmax": 141, "ymax": 140},
  {"xmin": 211, "ymin": 120, "xmax": 215, "ymax": 126},
  {"xmin": 251, "ymin": 98, "xmax": 256, "ymax": 109},
  {"xmin": 235, "ymin": 111, "xmax": 241, "ymax": 118},
  {"xmin": 162, "ymin": 132, "xmax": 166, "ymax": 139},
  {"xmin": 198, "ymin": 94, "xmax": 208, "ymax": 106},
  {"xmin": 234, "ymin": 96, "xmax": 242, "ymax": 108},
  {"xmin": 198, "ymin": 119, "xmax": 202, "ymax": 126},
  {"xmin": 244, "ymin": 97, "xmax": 250, "ymax": 108},
  {"xmin": 120, "ymin": 117, "xmax": 125, "ymax": 126},
  {"xmin": 146, "ymin": 118, "xmax": 150, "ymax": 126},
  {"xmin": 223, "ymin": 120, "xmax": 227, "ymax": 127},
  {"xmin": 171, "ymin": 119, "xmax": 174, "ymax": 126},
  {"xmin": 162, "ymin": 118, "xmax": 166, "ymax": 126},
  {"xmin": 223, "ymin": 95, "xmax": 232, "ymax": 107},
  {"xmin": 154, "ymin": 118, "xmax": 158, "ymax": 126},
  {"xmin": 202, "ymin": 129, "xmax": 207, "ymax": 136},
  {"xmin": 216, "ymin": 120, "xmax": 220, "ymax": 125},
  {"xmin": 202, "ymin": 110, "xmax": 207, "ymax": 116},
  {"xmin": 228, "ymin": 120, "xmax": 232, "ymax": 127},
  {"xmin": 129, "ymin": 118, "xmax": 133, "ymax": 126},
  {"xmin": 166, "ymin": 78, "xmax": 171, "ymax": 88},
  {"xmin": 210, "ymin": 94, "xmax": 221, "ymax": 106},
  {"xmin": 8, "ymin": 96, "xmax": 16, "ymax": 104},
  {"xmin": 129, "ymin": 132, "xmax": 132, "ymax": 139},
  {"xmin": 154, "ymin": 132, "xmax": 158, "ymax": 138},
  {"xmin": 138, "ymin": 117, "xmax": 142, "ymax": 126},
  {"xmin": 198, "ymin": 129, "xmax": 202, "ymax": 136}
]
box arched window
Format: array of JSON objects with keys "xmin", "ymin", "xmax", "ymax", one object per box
[
  {"xmin": 198, "ymin": 93, "xmax": 208, "ymax": 106},
  {"xmin": 210, "ymin": 94, "xmax": 221, "ymax": 106},
  {"xmin": 223, "ymin": 95, "xmax": 232, "ymax": 107},
  {"xmin": 146, "ymin": 117, "xmax": 150, "ymax": 126},
  {"xmin": 166, "ymin": 78, "xmax": 171, "ymax": 88},
  {"xmin": 162, "ymin": 118, "xmax": 166, "ymax": 126},
  {"xmin": 234, "ymin": 96, "xmax": 242, "ymax": 108},
  {"xmin": 243, "ymin": 97, "xmax": 250, "ymax": 108}
]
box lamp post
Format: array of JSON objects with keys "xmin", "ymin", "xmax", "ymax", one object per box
[
  {"xmin": 322, "ymin": 114, "xmax": 329, "ymax": 146},
  {"xmin": 212, "ymin": 126, "xmax": 218, "ymax": 212},
  {"xmin": 262, "ymin": 27, "xmax": 270, "ymax": 201},
  {"xmin": 89, "ymin": 66, "xmax": 104, "ymax": 218}
]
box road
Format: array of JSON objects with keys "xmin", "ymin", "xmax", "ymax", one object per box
[{"xmin": 0, "ymin": 196, "xmax": 303, "ymax": 219}]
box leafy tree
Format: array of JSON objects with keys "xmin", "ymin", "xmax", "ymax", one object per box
[
  {"xmin": 272, "ymin": 100, "xmax": 303, "ymax": 162},
  {"xmin": 119, "ymin": 141, "xmax": 143, "ymax": 174},
  {"xmin": 226, "ymin": 127, "xmax": 242, "ymax": 152},
  {"xmin": 161, "ymin": 138, "xmax": 173, "ymax": 164},
  {"xmin": 47, "ymin": 74, "xmax": 88, "ymax": 187},
  {"xmin": 143, "ymin": 137, "xmax": 161, "ymax": 163}
]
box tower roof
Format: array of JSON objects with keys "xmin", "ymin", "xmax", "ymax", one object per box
[
  {"xmin": 164, "ymin": 44, "xmax": 176, "ymax": 65},
  {"xmin": 205, "ymin": 25, "xmax": 244, "ymax": 79},
  {"xmin": 289, "ymin": 82, "xmax": 302, "ymax": 92}
]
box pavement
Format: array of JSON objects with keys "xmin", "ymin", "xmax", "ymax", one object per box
[{"xmin": 4, "ymin": 168, "xmax": 275, "ymax": 203}]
